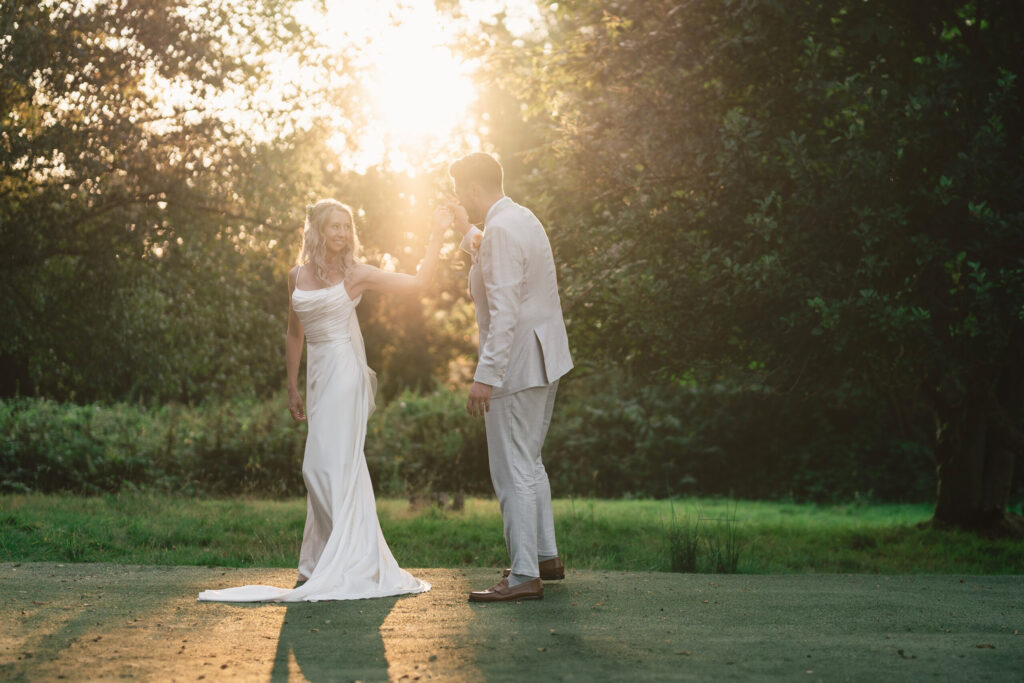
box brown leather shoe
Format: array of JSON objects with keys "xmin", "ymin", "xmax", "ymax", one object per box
[
  {"xmin": 502, "ymin": 556, "xmax": 565, "ymax": 580},
  {"xmin": 469, "ymin": 577, "xmax": 543, "ymax": 602}
]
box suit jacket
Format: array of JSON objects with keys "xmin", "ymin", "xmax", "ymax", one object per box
[{"xmin": 459, "ymin": 197, "xmax": 573, "ymax": 398}]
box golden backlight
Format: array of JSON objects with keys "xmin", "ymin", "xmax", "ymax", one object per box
[
  {"xmin": 313, "ymin": 1, "xmax": 479, "ymax": 172},
  {"xmin": 141, "ymin": 1, "xmax": 543, "ymax": 174}
]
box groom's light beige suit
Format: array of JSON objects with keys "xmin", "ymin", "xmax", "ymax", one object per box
[{"xmin": 460, "ymin": 197, "xmax": 573, "ymax": 578}]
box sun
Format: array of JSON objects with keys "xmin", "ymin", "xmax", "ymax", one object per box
[
  {"xmin": 313, "ymin": 1, "xmax": 479, "ymax": 171},
  {"xmin": 369, "ymin": 23, "xmax": 476, "ymax": 141}
]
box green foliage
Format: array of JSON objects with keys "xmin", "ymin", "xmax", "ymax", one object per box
[
  {"xmin": 2, "ymin": 380, "xmax": 967, "ymax": 503},
  {"xmin": 0, "ymin": 391, "xmax": 490, "ymax": 498},
  {"xmin": 365, "ymin": 384, "xmax": 489, "ymax": 495},
  {"xmin": 465, "ymin": 0, "xmax": 1024, "ymax": 523},
  {"xmin": 543, "ymin": 373, "xmax": 940, "ymax": 502},
  {"xmin": 0, "ymin": 396, "xmax": 307, "ymax": 496},
  {"xmin": 0, "ymin": 1, "xmax": 474, "ymax": 404},
  {"xmin": 5, "ymin": 0, "xmax": 1022, "ymax": 515},
  {"xmin": 0, "ymin": 0, "xmax": 314, "ymax": 402}
]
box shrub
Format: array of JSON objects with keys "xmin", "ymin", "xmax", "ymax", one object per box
[
  {"xmin": 365, "ymin": 384, "xmax": 489, "ymax": 496},
  {"xmin": 0, "ymin": 375, "xmax": 991, "ymax": 503},
  {"xmin": 543, "ymin": 371, "xmax": 940, "ymax": 502},
  {"xmin": 0, "ymin": 396, "xmax": 306, "ymax": 496}
]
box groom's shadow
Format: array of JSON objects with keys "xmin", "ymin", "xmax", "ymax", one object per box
[{"xmin": 270, "ymin": 585, "xmax": 398, "ymax": 682}]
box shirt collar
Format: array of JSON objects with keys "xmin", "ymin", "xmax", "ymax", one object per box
[{"xmin": 484, "ymin": 196, "xmax": 512, "ymax": 226}]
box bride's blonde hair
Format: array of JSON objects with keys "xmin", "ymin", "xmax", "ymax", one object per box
[{"xmin": 298, "ymin": 199, "xmax": 361, "ymax": 283}]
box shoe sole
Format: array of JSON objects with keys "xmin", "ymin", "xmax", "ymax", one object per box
[{"xmin": 469, "ymin": 594, "xmax": 543, "ymax": 603}]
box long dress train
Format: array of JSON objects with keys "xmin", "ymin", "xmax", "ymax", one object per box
[{"xmin": 197, "ymin": 281, "xmax": 430, "ymax": 602}]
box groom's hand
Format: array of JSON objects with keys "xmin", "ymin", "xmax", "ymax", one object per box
[{"xmin": 467, "ymin": 381, "xmax": 492, "ymax": 417}]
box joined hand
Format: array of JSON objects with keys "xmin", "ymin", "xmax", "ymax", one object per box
[
  {"xmin": 444, "ymin": 196, "xmax": 472, "ymax": 235},
  {"xmin": 433, "ymin": 206, "xmax": 454, "ymax": 235}
]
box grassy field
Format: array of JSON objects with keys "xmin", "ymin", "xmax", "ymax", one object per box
[{"xmin": 1, "ymin": 494, "xmax": 1022, "ymax": 574}]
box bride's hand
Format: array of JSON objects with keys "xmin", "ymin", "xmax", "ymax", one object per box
[
  {"xmin": 433, "ymin": 206, "xmax": 454, "ymax": 236},
  {"xmin": 444, "ymin": 197, "xmax": 472, "ymax": 236},
  {"xmin": 289, "ymin": 391, "xmax": 306, "ymax": 422}
]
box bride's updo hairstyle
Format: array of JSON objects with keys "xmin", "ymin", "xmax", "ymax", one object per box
[{"xmin": 298, "ymin": 199, "xmax": 361, "ymax": 283}]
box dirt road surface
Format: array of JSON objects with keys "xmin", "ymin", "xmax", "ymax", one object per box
[{"xmin": 1, "ymin": 563, "xmax": 1021, "ymax": 681}]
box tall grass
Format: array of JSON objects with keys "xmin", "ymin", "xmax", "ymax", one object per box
[
  {"xmin": 666, "ymin": 503, "xmax": 700, "ymax": 572},
  {"xmin": 2, "ymin": 494, "xmax": 1022, "ymax": 574},
  {"xmin": 701, "ymin": 502, "xmax": 742, "ymax": 573}
]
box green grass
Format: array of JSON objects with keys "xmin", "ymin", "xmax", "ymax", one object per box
[{"xmin": 1, "ymin": 494, "xmax": 1022, "ymax": 573}]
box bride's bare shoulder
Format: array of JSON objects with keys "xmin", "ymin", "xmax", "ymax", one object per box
[
  {"xmin": 347, "ymin": 262, "xmax": 380, "ymax": 283},
  {"xmin": 291, "ymin": 264, "xmax": 321, "ymax": 291}
]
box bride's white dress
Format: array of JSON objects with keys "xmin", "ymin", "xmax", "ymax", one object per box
[{"xmin": 197, "ymin": 279, "xmax": 430, "ymax": 602}]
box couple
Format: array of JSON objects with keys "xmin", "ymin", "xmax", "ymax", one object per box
[{"xmin": 197, "ymin": 153, "xmax": 573, "ymax": 604}]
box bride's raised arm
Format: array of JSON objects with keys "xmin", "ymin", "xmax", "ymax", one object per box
[{"xmin": 348, "ymin": 207, "xmax": 452, "ymax": 298}]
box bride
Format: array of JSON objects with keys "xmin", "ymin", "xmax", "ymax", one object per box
[{"xmin": 198, "ymin": 199, "xmax": 450, "ymax": 602}]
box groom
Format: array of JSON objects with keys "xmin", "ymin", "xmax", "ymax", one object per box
[{"xmin": 447, "ymin": 152, "xmax": 574, "ymax": 602}]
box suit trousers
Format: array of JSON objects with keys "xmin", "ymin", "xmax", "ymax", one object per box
[{"xmin": 484, "ymin": 380, "xmax": 559, "ymax": 578}]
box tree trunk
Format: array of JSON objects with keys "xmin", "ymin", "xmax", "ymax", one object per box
[{"xmin": 932, "ymin": 364, "xmax": 1024, "ymax": 536}]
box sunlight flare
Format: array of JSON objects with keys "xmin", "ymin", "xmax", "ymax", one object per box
[{"xmin": 311, "ymin": 1, "xmax": 479, "ymax": 171}]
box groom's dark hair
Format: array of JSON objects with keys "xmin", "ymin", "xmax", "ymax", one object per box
[{"xmin": 449, "ymin": 152, "xmax": 503, "ymax": 192}]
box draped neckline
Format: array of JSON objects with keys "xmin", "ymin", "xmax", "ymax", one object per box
[{"xmin": 292, "ymin": 279, "xmax": 356, "ymax": 302}]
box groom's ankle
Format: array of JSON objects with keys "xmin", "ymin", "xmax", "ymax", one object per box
[{"xmin": 507, "ymin": 572, "xmax": 537, "ymax": 587}]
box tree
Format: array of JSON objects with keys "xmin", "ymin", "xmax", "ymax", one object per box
[
  {"xmin": 0, "ymin": 0, "xmax": 308, "ymax": 400},
  {"xmin": 0, "ymin": 1, "xmax": 478, "ymax": 403},
  {"xmin": 470, "ymin": 0, "xmax": 1024, "ymax": 531}
]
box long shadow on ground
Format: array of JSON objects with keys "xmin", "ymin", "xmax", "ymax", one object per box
[
  {"xmin": 0, "ymin": 564, "xmax": 1021, "ymax": 681},
  {"xmin": 271, "ymin": 596, "xmax": 398, "ymax": 681}
]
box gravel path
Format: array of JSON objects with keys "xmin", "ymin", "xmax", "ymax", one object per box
[{"xmin": 1, "ymin": 563, "xmax": 1021, "ymax": 681}]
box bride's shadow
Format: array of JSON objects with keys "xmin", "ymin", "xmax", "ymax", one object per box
[{"xmin": 270, "ymin": 587, "xmax": 399, "ymax": 682}]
